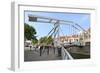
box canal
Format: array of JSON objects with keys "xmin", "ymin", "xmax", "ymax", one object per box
[{"xmin": 69, "ymin": 52, "xmax": 90, "ymax": 59}]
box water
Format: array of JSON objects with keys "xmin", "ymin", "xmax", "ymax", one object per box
[{"xmin": 70, "ymin": 52, "xmax": 90, "ymax": 59}]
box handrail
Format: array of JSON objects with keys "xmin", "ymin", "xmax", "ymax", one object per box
[{"xmin": 61, "ymin": 46, "xmax": 73, "ymax": 60}]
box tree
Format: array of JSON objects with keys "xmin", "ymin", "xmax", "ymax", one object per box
[
  {"xmin": 24, "ymin": 23, "xmax": 36, "ymax": 40},
  {"xmin": 32, "ymin": 39, "xmax": 38, "ymax": 45},
  {"xmin": 46, "ymin": 36, "xmax": 53, "ymax": 45},
  {"xmin": 39, "ymin": 36, "xmax": 47, "ymax": 44},
  {"xmin": 39, "ymin": 36, "xmax": 53, "ymax": 45}
]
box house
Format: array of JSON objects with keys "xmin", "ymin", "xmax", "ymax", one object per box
[{"xmin": 55, "ymin": 28, "xmax": 90, "ymax": 46}]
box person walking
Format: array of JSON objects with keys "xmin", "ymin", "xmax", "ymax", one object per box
[
  {"xmin": 57, "ymin": 46, "xmax": 62, "ymax": 56},
  {"xmin": 40, "ymin": 45, "xmax": 43, "ymax": 56}
]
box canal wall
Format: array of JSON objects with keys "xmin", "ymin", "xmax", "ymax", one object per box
[{"xmin": 66, "ymin": 45, "xmax": 90, "ymax": 55}]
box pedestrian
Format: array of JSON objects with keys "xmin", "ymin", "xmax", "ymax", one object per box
[
  {"xmin": 57, "ymin": 46, "xmax": 61, "ymax": 56},
  {"xmin": 40, "ymin": 45, "xmax": 43, "ymax": 56},
  {"xmin": 54, "ymin": 46, "xmax": 56, "ymax": 54},
  {"xmin": 30, "ymin": 45, "xmax": 32, "ymax": 51},
  {"xmin": 47, "ymin": 46, "xmax": 49, "ymax": 55}
]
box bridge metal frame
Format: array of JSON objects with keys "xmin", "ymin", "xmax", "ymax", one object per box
[
  {"xmin": 28, "ymin": 15, "xmax": 87, "ymax": 32},
  {"xmin": 28, "ymin": 15, "xmax": 90, "ymax": 46}
]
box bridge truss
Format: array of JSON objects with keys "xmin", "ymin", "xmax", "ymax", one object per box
[{"xmin": 28, "ymin": 15, "xmax": 90, "ymax": 46}]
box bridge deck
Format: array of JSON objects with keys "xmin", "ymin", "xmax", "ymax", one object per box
[{"xmin": 24, "ymin": 47, "xmax": 62, "ymax": 61}]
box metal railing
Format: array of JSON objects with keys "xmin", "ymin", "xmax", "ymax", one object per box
[{"xmin": 61, "ymin": 46, "xmax": 73, "ymax": 60}]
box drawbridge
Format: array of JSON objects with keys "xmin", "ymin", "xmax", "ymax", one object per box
[{"xmin": 28, "ymin": 15, "xmax": 90, "ymax": 60}]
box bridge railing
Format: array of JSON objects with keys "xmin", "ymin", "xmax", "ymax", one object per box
[{"xmin": 61, "ymin": 46, "xmax": 73, "ymax": 60}]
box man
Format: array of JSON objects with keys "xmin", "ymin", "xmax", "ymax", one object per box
[
  {"xmin": 40, "ymin": 45, "xmax": 43, "ymax": 56},
  {"xmin": 29, "ymin": 44, "xmax": 33, "ymax": 51},
  {"xmin": 57, "ymin": 46, "xmax": 62, "ymax": 56}
]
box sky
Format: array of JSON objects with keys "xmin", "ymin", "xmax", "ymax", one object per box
[{"xmin": 24, "ymin": 11, "xmax": 90, "ymax": 39}]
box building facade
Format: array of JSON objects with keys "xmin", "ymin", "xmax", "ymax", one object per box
[{"xmin": 55, "ymin": 28, "xmax": 90, "ymax": 46}]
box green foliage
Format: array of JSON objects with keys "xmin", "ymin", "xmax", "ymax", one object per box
[
  {"xmin": 32, "ymin": 39, "xmax": 38, "ymax": 45},
  {"xmin": 47, "ymin": 36, "xmax": 53, "ymax": 44},
  {"xmin": 24, "ymin": 23, "xmax": 53, "ymax": 45},
  {"xmin": 39, "ymin": 36, "xmax": 47, "ymax": 44},
  {"xmin": 24, "ymin": 23, "xmax": 36, "ymax": 40},
  {"xmin": 39, "ymin": 36, "xmax": 53, "ymax": 45}
]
